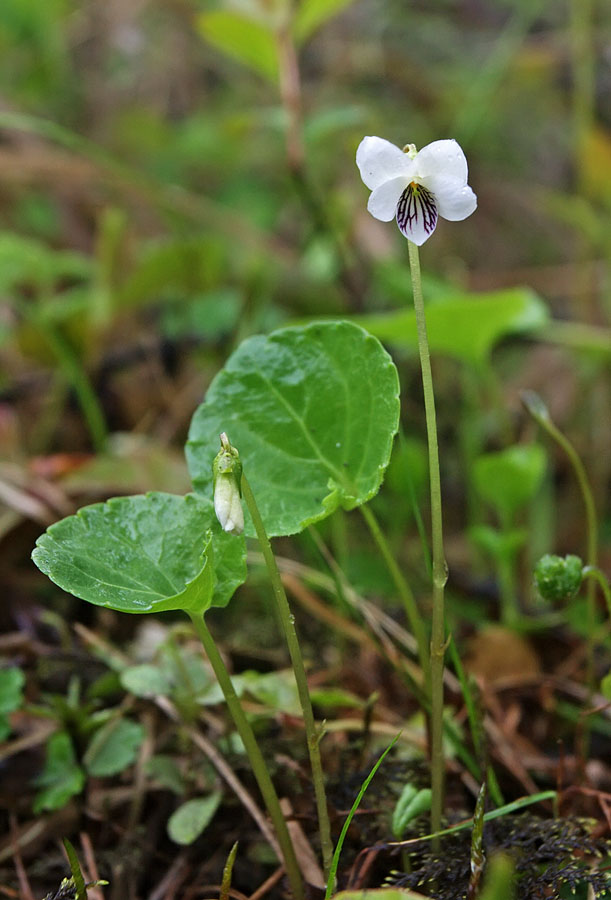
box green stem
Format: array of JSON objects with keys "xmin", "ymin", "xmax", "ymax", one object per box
[
  {"xmin": 187, "ymin": 611, "xmax": 304, "ymax": 900},
  {"xmin": 359, "ymin": 504, "xmax": 430, "ymax": 685},
  {"xmin": 407, "ymin": 240, "xmax": 448, "ymax": 845},
  {"xmin": 582, "ymin": 567, "xmax": 611, "ymax": 622},
  {"xmin": 497, "ymin": 511, "xmax": 520, "ymax": 628},
  {"xmin": 529, "ymin": 408, "xmax": 598, "ymax": 687},
  {"xmin": 497, "ymin": 553, "xmax": 517, "ymax": 626},
  {"xmin": 241, "ymin": 474, "xmax": 334, "ymax": 883}
]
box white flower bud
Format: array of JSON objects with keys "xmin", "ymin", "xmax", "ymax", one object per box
[
  {"xmin": 212, "ymin": 433, "xmax": 244, "ymax": 535},
  {"xmin": 214, "ymin": 472, "xmax": 244, "ymax": 535}
]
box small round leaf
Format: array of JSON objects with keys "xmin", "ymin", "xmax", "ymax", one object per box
[
  {"xmin": 187, "ymin": 321, "xmax": 400, "ymax": 536},
  {"xmin": 32, "ymin": 492, "xmax": 246, "ymax": 615}
]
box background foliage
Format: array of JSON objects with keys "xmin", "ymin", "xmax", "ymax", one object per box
[{"xmin": 0, "ymin": 0, "xmax": 610, "ymax": 897}]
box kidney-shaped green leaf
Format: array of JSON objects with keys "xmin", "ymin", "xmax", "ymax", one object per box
[
  {"xmin": 32, "ymin": 492, "xmax": 246, "ymax": 615},
  {"xmin": 187, "ymin": 321, "xmax": 400, "ymax": 537},
  {"xmin": 353, "ymin": 288, "xmax": 549, "ymax": 366}
]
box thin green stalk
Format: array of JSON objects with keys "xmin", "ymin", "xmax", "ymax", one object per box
[
  {"xmin": 497, "ymin": 510, "xmax": 520, "ymax": 628},
  {"xmin": 187, "ymin": 611, "xmax": 304, "ymax": 900},
  {"xmin": 522, "ymin": 394, "xmax": 598, "ymax": 687},
  {"xmin": 582, "ymin": 567, "xmax": 611, "ymax": 621},
  {"xmin": 553, "ymin": 433, "xmax": 597, "ymax": 690},
  {"xmin": 407, "ymin": 239, "xmax": 448, "ymax": 845},
  {"xmin": 241, "ymin": 474, "xmax": 333, "ymax": 883},
  {"xmin": 359, "ymin": 503, "xmax": 429, "ymax": 684},
  {"xmin": 497, "ymin": 550, "xmax": 519, "ymax": 628}
]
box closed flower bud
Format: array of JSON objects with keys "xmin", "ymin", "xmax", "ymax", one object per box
[
  {"xmin": 534, "ymin": 554, "xmax": 583, "ymax": 603},
  {"xmin": 212, "ymin": 433, "xmax": 244, "ymax": 536}
]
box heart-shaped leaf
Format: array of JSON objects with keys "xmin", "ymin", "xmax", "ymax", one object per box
[
  {"xmin": 32, "ymin": 492, "xmax": 246, "ymax": 615},
  {"xmin": 187, "ymin": 321, "xmax": 400, "ymax": 537},
  {"xmin": 352, "ymin": 288, "xmax": 549, "ymax": 365}
]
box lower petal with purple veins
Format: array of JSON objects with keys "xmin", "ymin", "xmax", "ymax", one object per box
[{"xmin": 395, "ymin": 183, "xmax": 438, "ymax": 245}]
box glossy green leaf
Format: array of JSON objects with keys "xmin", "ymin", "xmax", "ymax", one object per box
[
  {"xmin": 83, "ymin": 718, "xmax": 144, "ymax": 777},
  {"xmin": 473, "ymin": 444, "xmax": 546, "ymax": 523},
  {"xmin": 33, "ymin": 731, "xmax": 85, "ymax": 813},
  {"xmin": 352, "ymin": 288, "xmax": 549, "ymax": 365},
  {"xmin": 168, "ymin": 792, "xmax": 223, "ymax": 845},
  {"xmin": 32, "ymin": 492, "xmax": 246, "ymax": 615},
  {"xmin": 187, "ymin": 321, "xmax": 400, "ymax": 537},
  {"xmin": 293, "ymin": 0, "xmax": 357, "ymax": 44},
  {"xmin": 197, "ymin": 12, "xmax": 278, "ymax": 82}
]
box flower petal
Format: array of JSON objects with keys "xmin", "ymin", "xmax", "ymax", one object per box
[
  {"xmin": 396, "ymin": 184, "xmax": 438, "ymax": 245},
  {"xmin": 367, "ymin": 176, "xmax": 409, "ymax": 221},
  {"xmin": 427, "ymin": 178, "xmax": 477, "ymax": 221},
  {"xmin": 356, "ymin": 136, "xmax": 414, "ymax": 191},
  {"xmin": 414, "ymin": 139, "xmax": 468, "ymax": 185}
]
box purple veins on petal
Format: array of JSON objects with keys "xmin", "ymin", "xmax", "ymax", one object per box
[{"xmin": 396, "ymin": 183, "xmax": 438, "ymax": 244}]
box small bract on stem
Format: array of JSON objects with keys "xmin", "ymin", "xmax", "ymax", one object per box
[{"xmin": 357, "ymin": 134, "xmax": 477, "ymax": 842}]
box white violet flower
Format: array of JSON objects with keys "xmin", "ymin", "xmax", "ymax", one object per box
[{"xmin": 356, "ymin": 136, "xmax": 477, "ymax": 245}]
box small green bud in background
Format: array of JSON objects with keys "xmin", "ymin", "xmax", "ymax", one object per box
[
  {"xmin": 391, "ymin": 784, "xmax": 432, "ymax": 839},
  {"xmin": 213, "ymin": 433, "xmax": 244, "ymax": 535},
  {"xmin": 534, "ymin": 554, "xmax": 583, "ymax": 603}
]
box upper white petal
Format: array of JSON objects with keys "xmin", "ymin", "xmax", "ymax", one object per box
[
  {"xmin": 367, "ymin": 176, "xmax": 409, "ymax": 221},
  {"xmin": 428, "ymin": 178, "xmax": 477, "ymax": 221},
  {"xmin": 356, "ymin": 136, "xmax": 414, "ymax": 190},
  {"xmin": 414, "ymin": 139, "xmax": 469, "ymax": 185}
]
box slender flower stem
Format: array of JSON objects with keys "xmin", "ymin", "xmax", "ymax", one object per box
[
  {"xmin": 241, "ymin": 474, "xmax": 334, "ymax": 883},
  {"xmin": 582, "ymin": 567, "xmax": 611, "ymax": 622},
  {"xmin": 359, "ymin": 504, "xmax": 430, "ymax": 687},
  {"xmin": 522, "ymin": 396, "xmax": 598, "ymax": 687},
  {"xmin": 187, "ymin": 611, "xmax": 304, "ymax": 900},
  {"xmin": 407, "ymin": 240, "xmax": 448, "ymax": 844}
]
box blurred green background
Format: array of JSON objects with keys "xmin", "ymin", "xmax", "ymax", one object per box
[{"xmin": 0, "ymin": 0, "xmax": 609, "ymax": 591}]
